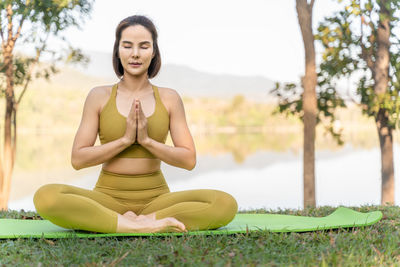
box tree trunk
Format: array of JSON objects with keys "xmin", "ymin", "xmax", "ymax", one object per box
[
  {"xmin": 376, "ymin": 109, "xmax": 394, "ymax": 205},
  {"xmin": 374, "ymin": 0, "xmax": 394, "ymax": 205},
  {"xmin": 296, "ymin": 0, "xmax": 318, "ymax": 208},
  {"xmin": 0, "ymin": 48, "xmax": 16, "ymax": 211}
]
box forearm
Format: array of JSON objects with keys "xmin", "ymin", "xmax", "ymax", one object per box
[
  {"xmin": 142, "ymin": 138, "xmax": 196, "ymax": 170},
  {"xmin": 72, "ymin": 137, "xmax": 131, "ymax": 170}
]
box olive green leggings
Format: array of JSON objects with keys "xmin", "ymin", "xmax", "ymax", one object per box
[{"xmin": 33, "ymin": 169, "xmax": 238, "ymax": 233}]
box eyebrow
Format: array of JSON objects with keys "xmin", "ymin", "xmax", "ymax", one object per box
[{"xmin": 121, "ymin": 40, "xmax": 151, "ymax": 45}]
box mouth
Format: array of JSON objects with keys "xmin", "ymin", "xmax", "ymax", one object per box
[{"xmin": 128, "ymin": 62, "xmax": 142, "ymax": 68}]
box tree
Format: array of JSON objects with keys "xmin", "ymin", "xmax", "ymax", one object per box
[
  {"xmin": 0, "ymin": 0, "xmax": 94, "ymax": 210},
  {"xmin": 296, "ymin": 0, "xmax": 318, "ymax": 208},
  {"xmin": 315, "ymin": 0, "xmax": 399, "ymax": 205},
  {"xmin": 272, "ymin": 0, "xmax": 400, "ymax": 206},
  {"xmin": 271, "ymin": 0, "xmax": 320, "ymax": 208}
]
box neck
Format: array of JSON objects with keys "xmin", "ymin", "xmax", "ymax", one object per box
[{"xmin": 119, "ymin": 72, "xmax": 151, "ymax": 92}]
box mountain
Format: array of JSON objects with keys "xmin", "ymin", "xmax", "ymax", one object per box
[{"xmin": 70, "ymin": 50, "xmax": 277, "ymax": 102}]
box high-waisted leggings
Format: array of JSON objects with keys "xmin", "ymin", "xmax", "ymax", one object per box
[{"xmin": 33, "ymin": 168, "xmax": 238, "ymax": 233}]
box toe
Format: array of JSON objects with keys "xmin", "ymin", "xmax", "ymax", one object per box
[{"xmin": 123, "ymin": 211, "xmax": 138, "ymax": 218}]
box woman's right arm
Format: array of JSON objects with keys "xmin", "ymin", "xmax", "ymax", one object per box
[{"xmin": 70, "ymin": 87, "xmax": 133, "ymax": 170}]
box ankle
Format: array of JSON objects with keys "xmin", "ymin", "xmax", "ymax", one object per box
[
  {"xmin": 143, "ymin": 212, "xmax": 157, "ymax": 220},
  {"xmin": 116, "ymin": 213, "xmax": 141, "ymax": 233}
]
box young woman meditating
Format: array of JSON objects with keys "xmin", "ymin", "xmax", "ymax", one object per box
[{"xmin": 33, "ymin": 15, "xmax": 238, "ymax": 233}]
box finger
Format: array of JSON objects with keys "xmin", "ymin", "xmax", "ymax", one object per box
[
  {"xmin": 134, "ymin": 100, "xmax": 138, "ymax": 119},
  {"xmin": 129, "ymin": 98, "xmax": 136, "ymax": 115},
  {"xmin": 136, "ymin": 108, "xmax": 139, "ymax": 122},
  {"xmin": 138, "ymin": 100, "xmax": 145, "ymax": 117}
]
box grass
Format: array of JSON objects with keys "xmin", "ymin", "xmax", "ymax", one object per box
[{"xmin": 0, "ymin": 205, "xmax": 399, "ymax": 266}]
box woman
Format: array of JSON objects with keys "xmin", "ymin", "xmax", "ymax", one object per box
[{"xmin": 33, "ymin": 15, "xmax": 238, "ymax": 233}]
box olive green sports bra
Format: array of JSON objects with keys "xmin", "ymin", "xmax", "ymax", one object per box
[{"xmin": 98, "ymin": 83, "xmax": 169, "ymax": 159}]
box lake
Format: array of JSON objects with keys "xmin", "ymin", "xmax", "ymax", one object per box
[{"xmin": 8, "ymin": 143, "xmax": 400, "ymax": 212}]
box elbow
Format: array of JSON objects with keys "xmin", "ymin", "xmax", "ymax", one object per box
[
  {"xmin": 71, "ymin": 153, "xmax": 83, "ymax": 170},
  {"xmin": 186, "ymin": 153, "xmax": 196, "ymax": 171},
  {"xmin": 72, "ymin": 163, "xmax": 81, "ymax": 171},
  {"xmin": 71, "ymin": 158, "xmax": 81, "ymax": 170}
]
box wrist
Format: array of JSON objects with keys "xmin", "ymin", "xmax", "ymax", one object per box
[
  {"xmin": 121, "ymin": 136, "xmax": 134, "ymax": 147},
  {"xmin": 142, "ymin": 137, "xmax": 153, "ymax": 147}
]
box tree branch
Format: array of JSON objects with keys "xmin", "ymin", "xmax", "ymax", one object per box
[
  {"xmin": 6, "ymin": 3, "xmax": 12, "ymax": 45},
  {"xmin": 16, "ymin": 31, "xmax": 50, "ymax": 106},
  {"xmin": 11, "ymin": 16, "xmax": 25, "ymax": 45},
  {"xmin": 5, "ymin": 3, "xmax": 27, "ymax": 51},
  {"xmin": 360, "ymin": 12, "xmax": 375, "ymax": 75},
  {"xmin": 309, "ymin": 0, "xmax": 315, "ymax": 10}
]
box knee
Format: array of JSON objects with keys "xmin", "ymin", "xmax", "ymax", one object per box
[
  {"xmin": 33, "ymin": 184, "xmax": 65, "ymax": 215},
  {"xmin": 212, "ymin": 190, "xmax": 238, "ymax": 226}
]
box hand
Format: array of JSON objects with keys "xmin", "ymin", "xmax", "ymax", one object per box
[
  {"xmin": 122, "ymin": 98, "xmax": 138, "ymax": 145},
  {"xmin": 136, "ymin": 99, "xmax": 150, "ymax": 145}
]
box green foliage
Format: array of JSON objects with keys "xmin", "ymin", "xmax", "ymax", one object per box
[
  {"xmin": 0, "ymin": 0, "xmax": 94, "ymax": 32},
  {"xmin": 270, "ymin": 80, "xmax": 346, "ymax": 145},
  {"xmin": 315, "ymin": 0, "xmax": 400, "ymax": 129},
  {"xmin": 0, "ymin": 0, "xmax": 94, "ymax": 93},
  {"xmin": 272, "ymin": 0, "xmax": 400, "ymax": 147}
]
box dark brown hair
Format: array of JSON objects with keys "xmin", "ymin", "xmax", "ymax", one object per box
[{"xmin": 112, "ymin": 15, "xmax": 161, "ymax": 79}]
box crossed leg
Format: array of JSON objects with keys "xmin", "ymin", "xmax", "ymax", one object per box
[
  {"xmin": 33, "ymin": 184, "xmax": 238, "ymax": 233},
  {"xmin": 33, "ymin": 183, "xmax": 126, "ymax": 233},
  {"xmin": 139, "ymin": 189, "xmax": 238, "ymax": 231}
]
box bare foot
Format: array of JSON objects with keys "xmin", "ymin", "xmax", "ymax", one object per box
[
  {"xmin": 119, "ymin": 213, "xmax": 187, "ymax": 233},
  {"xmin": 123, "ymin": 211, "xmax": 138, "ymax": 220},
  {"xmin": 143, "ymin": 217, "xmax": 187, "ymax": 233},
  {"xmin": 123, "ymin": 211, "xmax": 156, "ymax": 221}
]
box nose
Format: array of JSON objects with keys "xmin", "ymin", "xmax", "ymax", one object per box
[{"xmin": 131, "ymin": 47, "xmax": 140, "ymax": 58}]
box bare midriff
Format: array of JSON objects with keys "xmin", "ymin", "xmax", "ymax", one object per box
[{"xmin": 102, "ymin": 158, "xmax": 161, "ymax": 175}]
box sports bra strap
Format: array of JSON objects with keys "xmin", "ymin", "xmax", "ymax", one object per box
[
  {"xmin": 112, "ymin": 83, "xmax": 118, "ymax": 97},
  {"xmin": 153, "ymin": 85, "xmax": 160, "ymax": 102}
]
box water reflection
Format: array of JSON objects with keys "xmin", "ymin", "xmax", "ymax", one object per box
[{"xmin": 9, "ymin": 143, "xmax": 400, "ymax": 212}]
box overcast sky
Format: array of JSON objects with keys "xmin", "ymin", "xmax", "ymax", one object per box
[{"xmin": 44, "ymin": 0, "xmax": 344, "ymax": 83}]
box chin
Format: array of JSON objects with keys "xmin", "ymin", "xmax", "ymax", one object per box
[{"xmin": 126, "ymin": 70, "xmax": 147, "ymax": 76}]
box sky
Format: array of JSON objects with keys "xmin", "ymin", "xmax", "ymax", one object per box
[{"xmin": 47, "ymin": 0, "xmax": 344, "ymax": 83}]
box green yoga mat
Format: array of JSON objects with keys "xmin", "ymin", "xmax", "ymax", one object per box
[{"xmin": 0, "ymin": 207, "xmax": 382, "ymax": 239}]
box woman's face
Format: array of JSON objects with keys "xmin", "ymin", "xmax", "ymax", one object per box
[{"xmin": 118, "ymin": 25, "xmax": 155, "ymax": 77}]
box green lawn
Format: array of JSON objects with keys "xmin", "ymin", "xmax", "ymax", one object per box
[{"xmin": 0, "ymin": 205, "xmax": 399, "ymax": 266}]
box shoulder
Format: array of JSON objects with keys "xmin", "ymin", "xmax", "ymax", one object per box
[
  {"xmin": 91, "ymin": 84, "xmax": 114, "ymax": 97},
  {"xmin": 157, "ymin": 86, "xmax": 184, "ymax": 113},
  {"xmin": 85, "ymin": 84, "xmax": 114, "ymax": 114},
  {"xmin": 157, "ymin": 86, "xmax": 180, "ymax": 99}
]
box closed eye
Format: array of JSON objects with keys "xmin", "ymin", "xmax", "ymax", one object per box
[{"xmin": 123, "ymin": 46, "xmax": 149, "ymax": 49}]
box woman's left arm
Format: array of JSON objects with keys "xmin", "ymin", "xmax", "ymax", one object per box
[{"xmin": 141, "ymin": 88, "xmax": 196, "ymax": 170}]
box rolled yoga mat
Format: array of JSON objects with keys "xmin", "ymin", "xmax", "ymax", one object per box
[{"xmin": 0, "ymin": 207, "xmax": 382, "ymax": 239}]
